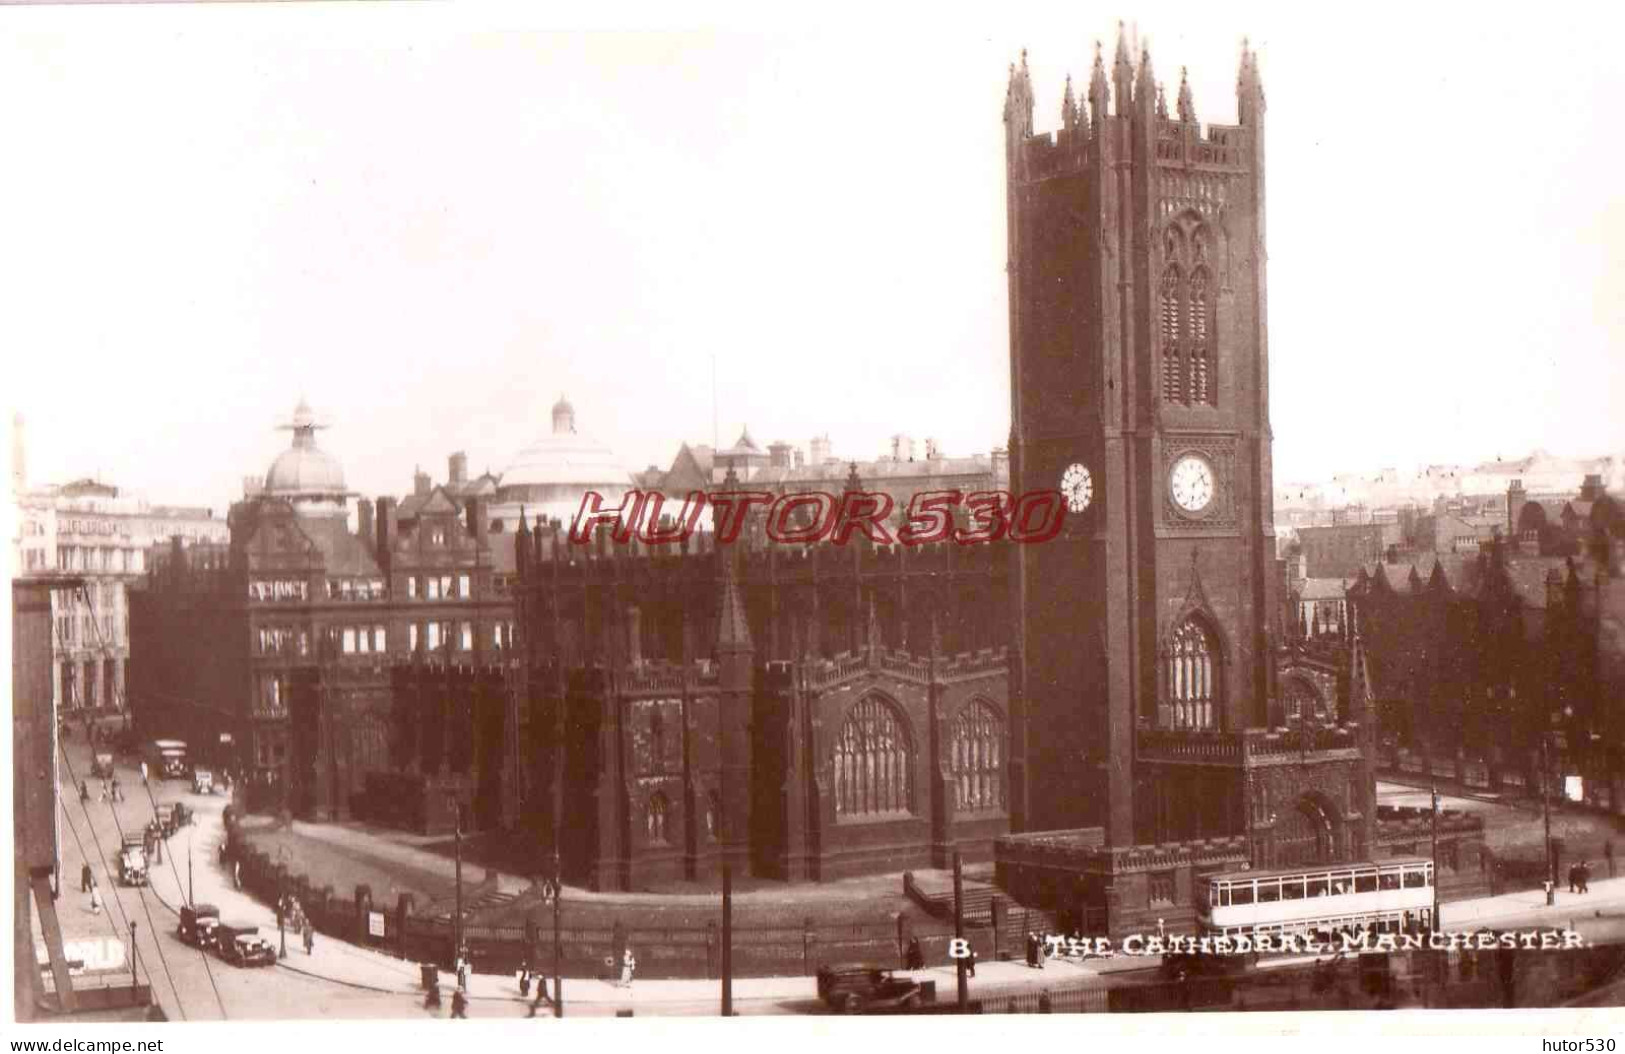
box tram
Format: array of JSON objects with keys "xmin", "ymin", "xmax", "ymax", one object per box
[{"xmin": 1197, "ymin": 857, "xmax": 1435, "ymax": 943}]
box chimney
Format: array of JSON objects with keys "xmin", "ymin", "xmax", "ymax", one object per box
[
  {"xmin": 1582, "ymin": 473, "xmax": 1605, "ymax": 501},
  {"xmin": 809, "ymin": 435, "xmax": 832, "ymax": 466},
  {"xmin": 467, "ymin": 495, "xmax": 487, "ymax": 547},
  {"xmin": 448, "ymin": 451, "xmax": 468, "ymax": 488},
  {"xmin": 414, "ymin": 468, "xmax": 431, "ymax": 497},
  {"xmin": 376, "ymin": 497, "xmax": 397, "ymax": 565},
  {"xmin": 792, "ymin": 448, "xmax": 805, "ymax": 470},
  {"xmin": 358, "ymin": 498, "xmax": 374, "ymax": 544},
  {"xmin": 768, "ymin": 441, "xmax": 792, "ymax": 469}
]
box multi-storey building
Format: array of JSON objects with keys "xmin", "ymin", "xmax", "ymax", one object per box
[
  {"xmin": 12, "ymin": 455, "xmax": 229, "ymax": 715},
  {"xmin": 129, "ymin": 401, "xmax": 516, "ymax": 821}
]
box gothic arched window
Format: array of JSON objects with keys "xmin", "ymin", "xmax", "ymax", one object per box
[
  {"xmin": 1188, "ymin": 267, "xmax": 1213, "ymax": 405},
  {"xmin": 949, "ymin": 700, "xmax": 1005, "ymax": 813},
  {"xmin": 1283, "ymin": 678, "xmax": 1323, "ymax": 724},
  {"xmin": 646, "ymin": 791, "xmax": 670, "ymax": 845},
  {"xmin": 1160, "ymin": 265, "xmax": 1183, "ymax": 403},
  {"xmin": 832, "ymin": 695, "xmax": 913, "ymax": 820},
  {"xmin": 1167, "ymin": 618, "xmax": 1218, "ymax": 730}
]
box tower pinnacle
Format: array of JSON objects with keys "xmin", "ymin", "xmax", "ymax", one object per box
[
  {"xmin": 1177, "ymin": 66, "xmax": 1196, "ymax": 123},
  {"xmin": 1063, "ymin": 73, "xmax": 1079, "ymax": 131},
  {"xmin": 1089, "ymin": 40, "xmax": 1109, "ymax": 120},
  {"xmin": 1113, "ymin": 22, "xmax": 1134, "ymax": 117}
]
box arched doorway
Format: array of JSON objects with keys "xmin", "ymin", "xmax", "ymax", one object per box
[{"xmin": 1274, "ymin": 794, "xmax": 1338, "ymax": 867}]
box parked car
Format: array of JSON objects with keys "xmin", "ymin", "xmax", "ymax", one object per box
[
  {"xmin": 215, "ymin": 924, "xmax": 277, "ymax": 967},
  {"xmin": 815, "ymin": 964, "xmax": 924, "ymax": 1014},
  {"xmin": 178, "ymin": 903, "xmax": 222, "ymax": 950},
  {"xmin": 192, "ymin": 768, "xmax": 214, "ymax": 795}
]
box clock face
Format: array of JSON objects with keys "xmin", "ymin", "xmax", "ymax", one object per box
[
  {"xmin": 1060, "ymin": 463, "xmax": 1093, "ymax": 514},
  {"xmin": 1169, "ymin": 454, "xmax": 1215, "ymax": 514}
]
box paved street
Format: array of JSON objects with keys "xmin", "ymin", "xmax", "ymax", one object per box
[{"xmin": 42, "ymin": 731, "xmax": 1625, "ymax": 1020}]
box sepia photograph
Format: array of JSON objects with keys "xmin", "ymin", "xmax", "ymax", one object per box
[{"xmin": 5, "ymin": 0, "xmax": 1623, "ymax": 1044}]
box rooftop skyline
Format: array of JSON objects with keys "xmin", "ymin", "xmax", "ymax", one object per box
[{"xmin": 4, "ymin": 5, "xmax": 1621, "ymax": 516}]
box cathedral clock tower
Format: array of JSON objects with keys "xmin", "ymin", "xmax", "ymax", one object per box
[{"xmin": 1003, "ymin": 33, "xmax": 1278, "ymax": 844}]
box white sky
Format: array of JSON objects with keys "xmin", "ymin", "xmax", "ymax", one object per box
[{"xmin": 3, "ymin": 2, "xmax": 1621, "ymax": 513}]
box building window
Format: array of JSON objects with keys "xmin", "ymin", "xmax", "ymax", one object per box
[
  {"xmin": 408, "ymin": 577, "xmax": 418, "ymax": 599},
  {"xmin": 832, "ymin": 695, "xmax": 913, "ymax": 819},
  {"xmin": 373, "ymin": 625, "xmax": 387, "ymax": 652},
  {"xmin": 1149, "ymin": 870, "xmax": 1176, "ymax": 906},
  {"xmin": 459, "ymin": 622, "xmax": 473, "ymax": 651},
  {"xmin": 343, "ymin": 628, "xmax": 357, "ymax": 654},
  {"xmin": 1166, "ymin": 618, "xmax": 1218, "ymax": 730},
  {"xmin": 427, "ymin": 577, "xmax": 440, "ymax": 600},
  {"xmin": 426, "ymin": 622, "xmax": 440, "ymax": 650},
  {"xmin": 409, "ymin": 624, "xmax": 420, "ymax": 651},
  {"xmin": 431, "ymin": 529, "xmax": 445, "ymax": 546},
  {"xmin": 440, "ymin": 575, "xmax": 454, "ymax": 599},
  {"xmin": 256, "ymin": 673, "xmax": 286, "ymax": 717},
  {"xmin": 646, "ymin": 792, "xmax": 670, "ymax": 845},
  {"xmin": 458, "ymin": 574, "xmax": 471, "ymax": 599},
  {"xmin": 1187, "ymin": 268, "xmax": 1213, "ymax": 406},
  {"xmin": 1160, "ymin": 265, "xmax": 1182, "ymax": 402},
  {"xmin": 949, "ymin": 700, "xmax": 1004, "ymax": 813}
]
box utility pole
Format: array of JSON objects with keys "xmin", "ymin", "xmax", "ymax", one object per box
[
  {"xmin": 721, "ymin": 863, "xmax": 733, "ymax": 1017},
  {"xmin": 187, "ymin": 825, "xmax": 194, "ymax": 906},
  {"xmin": 129, "ymin": 921, "xmax": 138, "ymax": 988},
  {"xmin": 1429, "ymin": 784, "xmax": 1440, "ymax": 931},
  {"xmin": 552, "ymin": 848, "xmax": 562, "ymax": 1018},
  {"xmin": 1542, "ymin": 734, "xmax": 1556, "ymax": 903},
  {"xmin": 953, "ymin": 850, "xmax": 967, "ymax": 1011},
  {"xmin": 451, "ymin": 797, "xmax": 464, "ymax": 966}
]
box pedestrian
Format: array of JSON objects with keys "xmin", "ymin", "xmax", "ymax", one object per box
[
  {"xmin": 1580, "ymin": 861, "xmax": 1591, "ymax": 894},
  {"xmin": 450, "ymin": 988, "xmax": 468, "ymax": 1019},
  {"xmin": 1568, "ymin": 864, "xmax": 1579, "ymax": 894},
  {"xmin": 79, "ymin": 781, "xmax": 89, "ymax": 803},
  {"xmin": 967, "ymin": 947, "xmax": 977, "ymax": 978},
  {"xmin": 99, "ymin": 780, "xmax": 108, "ymax": 803},
  {"xmin": 89, "ymin": 880, "xmax": 102, "ymax": 915},
  {"xmin": 621, "ymin": 947, "xmax": 636, "ymax": 989},
  {"xmin": 234, "ymin": 861, "xmax": 242, "ymax": 890},
  {"xmin": 457, "ymin": 956, "xmax": 469, "ymax": 993},
  {"xmin": 140, "ymin": 761, "xmax": 149, "ymax": 784},
  {"xmin": 906, "ymin": 936, "xmax": 923, "ymax": 971},
  {"xmin": 304, "ymin": 921, "xmax": 315, "ymax": 955},
  {"xmin": 1025, "ymin": 932, "xmax": 1038, "ymax": 968},
  {"xmin": 81, "ymin": 862, "xmax": 93, "ymax": 893},
  {"xmin": 519, "ymin": 969, "xmax": 530, "ymax": 999},
  {"xmin": 425, "ymin": 984, "xmax": 442, "ymax": 1011},
  {"xmin": 112, "ymin": 778, "xmax": 122, "ymax": 803}
]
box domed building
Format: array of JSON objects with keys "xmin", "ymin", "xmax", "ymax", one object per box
[
  {"xmin": 491, "ymin": 396, "xmax": 633, "ymax": 531},
  {"xmin": 262, "ymin": 398, "xmax": 352, "ymax": 517}
]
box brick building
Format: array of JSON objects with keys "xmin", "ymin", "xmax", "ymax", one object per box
[{"xmin": 129, "ymin": 401, "xmax": 517, "ymax": 822}]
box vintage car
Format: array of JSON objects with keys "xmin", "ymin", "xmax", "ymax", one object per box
[
  {"xmin": 192, "ymin": 768, "xmax": 214, "ymax": 795},
  {"xmin": 91, "ymin": 752, "xmax": 116, "ymax": 780},
  {"xmin": 216, "ymin": 924, "xmax": 277, "ymax": 967},
  {"xmin": 815, "ymin": 964, "xmax": 925, "ymax": 1014},
  {"xmin": 178, "ymin": 903, "xmax": 222, "ymax": 950},
  {"xmin": 117, "ymin": 845, "xmax": 147, "ymax": 887}
]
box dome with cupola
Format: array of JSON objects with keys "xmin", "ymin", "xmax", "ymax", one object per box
[
  {"xmin": 493, "ymin": 394, "xmax": 632, "ymax": 529},
  {"xmin": 263, "ymin": 399, "xmax": 350, "ymax": 517}
]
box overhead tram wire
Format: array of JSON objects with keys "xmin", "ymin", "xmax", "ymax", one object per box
[
  {"xmin": 72, "ymin": 582, "xmax": 229, "ymax": 1019},
  {"xmin": 57, "ymin": 741, "xmax": 187, "ymax": 1020}
]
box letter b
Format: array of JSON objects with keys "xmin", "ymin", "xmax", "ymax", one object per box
[{"xmin": 947, "ymin": 938, "xmax": 971, "ymax": 960}]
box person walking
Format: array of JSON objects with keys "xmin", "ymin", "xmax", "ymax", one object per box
[
  {"xmin": 621, "ymin": 947, "xmax": 636, "ymax": 989},
  {"xmin": 304, "ymin": 920, "xmax": 315, "ymax": 955},
  {"xmin": 1568, "ymin": 863, "xmax": 1579, "ymax": 894},
  {"xmin": 450, "ymin": 988, "xmax": 468, "ymax": 1019},
  {"xmin": 88, "ymin": 879, "xmax": 102, "ymax": 915},
  {"xmin": 98, "ymin": 780, "xmax": 108, "ymax": 804},
  {"xmin": 906, "ymin": 936, "xmax": 923, "ymax": 971},
  {"xmin": 111, "ymin": 778, "xmax": 122, "ymax": 803},
  {"xmin": 456, "ymin": 955, "xmax": 469, "ymax": 993},
  {"xmin": 966, "ymin": 947, "xmax": 977, "ymax": 978},
  {"xmin": 1579, "ymin": 861, "xmax": 1592, "ymax": 894},
  {"xmin": 81, "ymin": 862, "xmax": 93, "ymax": 893}
]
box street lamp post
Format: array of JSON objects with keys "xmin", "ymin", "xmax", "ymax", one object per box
[
  {"xmin": 551, "ymin": 849, "xmax": 562, "ymax": 1018},
  {"xmin": 1429, "ymin": 783, "xmax": 1440, "ymax": 931},
  {"xmin": 1542, "ymin": 734, "xmax": 1556, "ymax": 903},
  {"xmin": 449, "ymin": 796, "xmax": 464, "ymax": 968},
  {"xmin": 187, "ymin": 825, "xmax": 195, "ymax": 907}
]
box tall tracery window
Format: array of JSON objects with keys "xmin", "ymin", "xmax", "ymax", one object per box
[
  {"xmin": 949, "ymin": 700, "xmax": 1005, "ymax": 812},
  {"xmin": 1188, "ymin": 268, "xmax": 1212, "ymax": 405},
  {"xmin": 1160, "ymin": 266, "xmax": 1183, "ymax": 402},
  {"xmin": 1167, "ymin": 618, "xmax": 1218, "ymax": 729},
  {"xmin": 1160, "ymin": 220, "xmax": 1219, "ymax": 408},
  {"xmin": 832, "ymin": 696, "xmax": 913, "ymax": 819},
  {"xmin": 647, "ymin": 792, "xmax": 670, "ymax": 845}
]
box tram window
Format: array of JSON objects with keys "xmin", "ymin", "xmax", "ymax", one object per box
[
  {"xmin": 1215, "ymin": 884, "xmax": 1228, "ymax": 908},
  {"xmin": 1257, "ymin": 880, "xmax": 1281, "ymax": 904},
  {"xmin": 1281, "ymin": 878, "xmax": 1305, "ymax": 900},
  {"xmin": 1403, "ymin": 870, "xmax": 1426, "ymax": 889},
  {"xmin": 1231, "ymin": 883, "xmax": 1254, "ymax": 906},
  {"xmin": 1355, "ymin": 872, "xmax": 1378, "ymax": 894},
  {"xmin": 1378, "ymin": 872, "xmax": 1401, "ymax": 891},
  {"xmin": 1308, "ymin": 875, "xmax": 1332, "ymax": 897}
]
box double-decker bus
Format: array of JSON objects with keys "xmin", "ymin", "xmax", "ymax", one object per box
[{"xmin": 1196, "ymin": 857, "xmax": 1435, "ymax": 943}]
